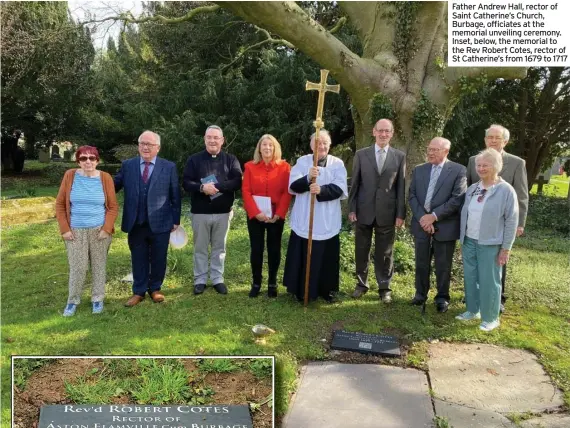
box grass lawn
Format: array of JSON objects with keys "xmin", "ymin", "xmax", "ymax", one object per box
[{"xmin": 1, "ymin": 191, "xmax": 569, "ymax": 426}]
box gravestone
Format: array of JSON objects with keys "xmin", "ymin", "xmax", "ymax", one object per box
[
  {"xmin": 38, "ymin": 149, "xmax": 50, "ymax": 163},
  {"xmin": 63, "ymin": 150, "xmax": 73, "ymax": 161},
  {"xmin": 39, "ymin": 404, "xmax": 253, "ymax": 428},
  {"xmin": 536, "ymin": 175, "xmax": 549, "ymax": 195},
  {"xmin": 331, "ymin": 330, "xmax": 401, "ymax": 357}
]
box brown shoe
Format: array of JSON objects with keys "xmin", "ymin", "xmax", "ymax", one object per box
[
  {"xmin": 150, "ymin": 291, "xmax": 165, "ymax": 303},
  {"xmin": 351, "ymin": 286, "xmax": 368, "ymax": 299},
  {"xmin": 124, "ymin": 294, "xmax": 144, "ymax": 307}
]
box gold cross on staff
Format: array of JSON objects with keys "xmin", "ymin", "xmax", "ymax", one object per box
[
  {"xmin": 303, "ymin": 69, "xmax": 340, "ymax": 308},
  {"xmin": 306, "ymin": 69, "xmax": 340, "ymax": 130}
]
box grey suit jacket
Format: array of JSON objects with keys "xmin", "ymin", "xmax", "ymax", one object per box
[
  {"xmin": 409, "ymin": 160, "xmax": 467, "ymax": 241},
  {"xmin": 467, "ymin": 151, "xmax": 528, "ymax": 227},
  {"xmin": 348, "ymin": 145, "xmax": 406, "ymax": 227}
]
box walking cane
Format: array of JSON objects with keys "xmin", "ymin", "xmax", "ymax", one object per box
[{"xmin": 304, "ymin": 70, "xmax": 340, "ymax": 307}]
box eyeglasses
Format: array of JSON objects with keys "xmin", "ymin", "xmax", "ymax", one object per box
[
  {"xmin": 206, "ymin": 136, "xmax": 223, "ymax": 141},
  {"xmin": 375, "ymin": 129, "xmax": 392, "ymax": 134},
  {"xmin": 78, "ymin": 156, "xmax": 97, "ymax": 162},
  {"xmin": 476, "ymin": 187, "xmax": 488, "ymax": 202},
  {"xmin": 485, "ymin": 136, "xmax": 503, "ymax": 142},
  {"xmin": 427, "ymin": 148, "xmax": 443, "ymax": 153},
  {"xmin": 139, "ymin": 142, "xmax": 159, "ymax": 148}
]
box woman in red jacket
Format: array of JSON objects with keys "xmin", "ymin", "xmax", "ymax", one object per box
[{"xmin": 242, "ymin": 134, "xmax": 292, "ymax": 298}]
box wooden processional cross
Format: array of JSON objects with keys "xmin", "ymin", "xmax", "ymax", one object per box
[{"xmin": 304, "ymin": 69, "xmax": 340, "ymax": 307}]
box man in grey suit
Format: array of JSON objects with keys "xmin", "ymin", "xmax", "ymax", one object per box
[
  {"xmin": 409, "ymin": 137, "xmax": 467, "ymax": 313},
  {"xmin": 348, "ymin": 119, "xmax": 406, "ymax": 303},
  {"xmin": 466, "ymin": 124, "xmax": 528, "ymax": 312}
]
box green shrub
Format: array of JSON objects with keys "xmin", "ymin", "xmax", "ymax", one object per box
[
  {"xmin": 111, "ymin": 144, "xmax": 139, "ymax": 162},
  {"xmin": 393, "ymin": 240, "xmax": 415, "ymax": 274},
  {"xmin": 42, "ymin": 163, "xmax": 71, "ymax": 185},
  {"xmin": 526, "ymin": 194, "xmax": 569, "ymax": 235},
  {"xmin": 97, "ymin": 163, "xmax": 121, "ymax": 176}
]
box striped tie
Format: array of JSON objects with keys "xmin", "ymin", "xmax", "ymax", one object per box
[{"xmin": 424, "ymin": 165, "xmax": 441, "ymax": 212}]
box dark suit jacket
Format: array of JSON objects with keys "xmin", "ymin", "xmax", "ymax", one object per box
[
  {"xmin": 348, "ymin": 145, "xmax": 406, "ymax": 227},
  {"xmin": 467, "ymin": 151, "xmax": 528, "ymax": 227},
  {"xmin": 409, "ymin": 160, "xmax": 467, "ymax": 241},
  {"xmin": 114, "ymin": 156, "xmax": 181, "ymax": 234}
]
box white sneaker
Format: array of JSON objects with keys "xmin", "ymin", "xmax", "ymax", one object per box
[
  {"xmin": 479, "ymin": 319, "xmax": 500, "ymax": 332},
  {"xmin": 455, "ymin": 311, "xmax": 481, "ymax": 321}
]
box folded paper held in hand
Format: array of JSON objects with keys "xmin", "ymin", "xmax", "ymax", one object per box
[{"xmin": 253, "ymin": 195, "xmax": 272, "ymax": 218}]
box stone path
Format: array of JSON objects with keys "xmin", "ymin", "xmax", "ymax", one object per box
[
  {"xmin": 283, "ymin": 343, "xmax": 568, "ymax": 428},
  {"xmin": 282, "ymin": 362, "xmax": 433, "ymax": 428}
]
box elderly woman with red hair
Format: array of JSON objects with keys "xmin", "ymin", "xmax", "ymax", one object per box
[{"xmin": 55, "ymin": 146, "xmax": 118, "ymax": 316}]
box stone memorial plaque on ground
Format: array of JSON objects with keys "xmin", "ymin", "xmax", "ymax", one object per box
[
  {"xmin": 39, "ymin": 404, "xmax": 253, "ymax": 428},
  {"xmin": 331, "ymin": 330, "xmax": 401, "ymax": 357}
]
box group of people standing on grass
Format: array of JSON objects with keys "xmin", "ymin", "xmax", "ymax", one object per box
[{"xmin": 55, "ymin": 120, "xmax": 528, "ymax": 333}]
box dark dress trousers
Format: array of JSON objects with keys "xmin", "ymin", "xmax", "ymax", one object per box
[
  {"xmin": 409, "ymin": 161, "xmax": 467, "ymax": 303},
  {"xmin": 114, "ymin": 157, "xmax": 181, "ymax": 296},
  {"xmin": 348, "ymin": 145, "xmax": 406, "ymax": 292},
  {"xmin": 467, "ymin": 151, "xmax": 527, "ymax": 303}
]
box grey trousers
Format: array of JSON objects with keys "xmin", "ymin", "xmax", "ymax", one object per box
[
  {"xmin": 191, "ymin": 212, "xmax": 231, "ymax": 285},
  {"xmin": 65, "ymin": 227, "xmax": 112, "ymax": 304}
]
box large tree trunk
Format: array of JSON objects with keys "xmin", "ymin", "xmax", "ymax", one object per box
[{"xmin": 218, "ymin": 1, "xmax": 526, "ymax": 171}]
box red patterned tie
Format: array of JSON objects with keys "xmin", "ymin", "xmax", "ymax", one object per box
[{"xmin": 142, "ymin": 162, "xmax": 150, "ymax": 183}]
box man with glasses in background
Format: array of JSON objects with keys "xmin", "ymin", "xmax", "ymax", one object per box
[
  {"xmin": 409, "ymin": 137, "xmax": 466, "ymax": 313},
  {"xmin": 466, "ymin": 124, "xmax": 528, "ymax": 312},
  {"xmin": 348, "ymin": 119, "xmax": 406, "ymax": 304},
  {"xmin": 114, "ymin": 130, "xmax": 181, "ymax": 307},
  {"xmin": 183, "ymin": 125, "xmax": 242, "ymax": 296}
]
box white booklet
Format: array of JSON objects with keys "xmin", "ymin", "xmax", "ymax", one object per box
[{"xmin": 253, "ymin": 195, "xmax": 272, "ymax": 218}]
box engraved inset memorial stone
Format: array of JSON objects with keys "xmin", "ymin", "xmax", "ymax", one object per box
[
  {"xmin": 331, "ymin": 330, "xmax": 401, "ymax": 357},
  {"xmin": 39, "ymin": 404, "xmax": 253, "ymax": 428}
]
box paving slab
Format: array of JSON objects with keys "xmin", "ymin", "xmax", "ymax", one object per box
[
  {"xmin": 282, "ymin": 362, "xmax": 433, "ymax": 428},
  {"xmin": 519, "ymin": 414, "xmax": 570, "ymax": 428},
  {"xmin": 433, "ymin": 398, "xmax": 515, "ymax": 428},
  {"xmin": 428, "ymin": 343, "xmax": 563, "ymax": 413}
]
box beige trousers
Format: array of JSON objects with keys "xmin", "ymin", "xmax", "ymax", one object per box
[{"xmin": 65, "ymin": 227, "xmax": 112, "ymax": 304}]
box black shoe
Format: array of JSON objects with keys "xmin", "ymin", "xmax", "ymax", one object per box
[
  {"xmin": 411, "ymin": 297, "xmax": 425, "ymax": 306},
  {"xmin": 267, "ymin": 285, "xmax": 278, "ymax": 298},
  {"xmin": 249, "ymin": 285, "xmax": 261, "ymax": 298},
  {"xmin": 193, "ymin": 283, "xmax": 206, "ymax": 295},
  {"xmin": 436, "ymin": 301, "xmax": 449, "ymax": 313},
  {"xmin": 379, "ymin": 291, "xmax": 392, "ymax": 304},
  {"xmin": 351, "ymin": 286, "xmax": 368, "ymax": 299},
  {"xmin": 213, "ymin": 283, "xmax": 228, "ymax": 295},
  {"xmin": 324, "ymin": 294, "xmax": 341, "ymax": 304}
]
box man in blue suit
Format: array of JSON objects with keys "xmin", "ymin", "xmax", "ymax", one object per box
[
  {"xmin": 409, "ymin": 137, "xmax": 467, "ymax": 313},
  {"xmin": 114, "ymin": 130, "xmax": 181, "ymax": 307}
]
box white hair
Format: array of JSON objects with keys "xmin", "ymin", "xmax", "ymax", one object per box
[
  {"xmin": 138, "ymin": 130, "xmax": 161, "ymax": 146},
  {"xmin": 475, "ymin": 148, "xmax": 503, "ymax": 174},
  {"xmin": 486, "ymin": 124, "xmax": 510, "ymax": 142},
  {"xmin": 205, "ymin": 125, "xmax": 224, "ymax": 136},
  {"xmin": 310, "ymin": 129, "xmax": 332, "ymax": 147}
]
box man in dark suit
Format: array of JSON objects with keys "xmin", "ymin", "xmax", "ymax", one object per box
[
  {"xmin": 409, "ymin": 137, "xmax": 467, "ymax": 313},
  {"xmin": 348, "ymin": 119, "xmax": 406, "ymax": 303},
  {"xmin": 114, "ymin": 130, "xmax": 181, "ymax": 307},
  {"xmin": 466, "ymin": 124, "xmax": 528, "ymax": 312}
]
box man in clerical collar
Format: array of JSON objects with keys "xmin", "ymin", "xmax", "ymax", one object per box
[
  {"xmin": 182, "ymin": 125, "xmax": 242, "ymax": 296},
  {"xmin": 348, "ymin": 118, "xmax": 406, "ymax": 304}
]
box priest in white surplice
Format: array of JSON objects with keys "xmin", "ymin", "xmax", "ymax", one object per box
[{"xmin": 283, "ymin": 130, "xmax": 348, "ymax": 303}]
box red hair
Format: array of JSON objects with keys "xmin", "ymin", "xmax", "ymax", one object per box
[{"xmin": 75, "ymin": 146, "xmax": 100, "ymax": 162}]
